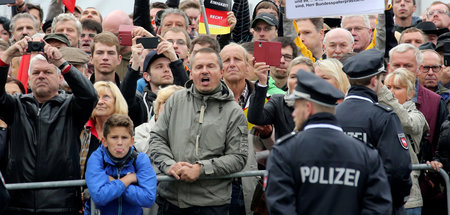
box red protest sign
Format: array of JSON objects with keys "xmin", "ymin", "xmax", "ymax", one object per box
[{"xmin": 199, "ymin": 8, "xmax": 230, "ymax": 35}]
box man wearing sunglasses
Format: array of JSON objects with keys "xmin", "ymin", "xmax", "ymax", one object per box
[{"xmin": 81, "ymin": 19, "xmax": 102, "ymax": 54}]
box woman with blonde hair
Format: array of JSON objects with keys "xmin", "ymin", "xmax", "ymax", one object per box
[
  {"xmin": 313, "ymin": 58, "xmax": 350, "ymax": 95},
  {"xmin": 80, "ymin": 81, "xmax": 128, "ymax": 178},
  {"xmin": 379, "ymin": 68, "xmax": 441, "ymax": 214}
]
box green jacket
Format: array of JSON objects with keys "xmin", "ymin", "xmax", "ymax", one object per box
[
  {"xmin": 150, "ymin": 80, "xmax": 248, "ymax": 208},
  {"xmin": 267, "ymin": 76, "xmax": 286, "ymax": 96}
]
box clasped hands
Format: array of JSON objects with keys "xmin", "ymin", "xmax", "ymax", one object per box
[{"xmin": 167, "ymin": 162, "xmax": 202, "ymax": 183}]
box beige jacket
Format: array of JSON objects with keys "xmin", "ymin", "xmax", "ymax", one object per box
[{"xmin": 379, "ymin": 86, "xmax": 429, "ymax": 208}]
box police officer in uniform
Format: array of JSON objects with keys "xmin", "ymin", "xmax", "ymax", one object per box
[
  {"xmin": 335, "ymin": 49, "xmax": 412, "ymax": 215},
  {"xmin": 265, "ymin": 70, "xmax": 392, "ymax": 215}
]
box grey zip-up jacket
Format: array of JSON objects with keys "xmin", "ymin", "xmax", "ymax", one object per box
[{"xmin": 150, "ymin": 80, "xmax": 249, "ymax": 208}]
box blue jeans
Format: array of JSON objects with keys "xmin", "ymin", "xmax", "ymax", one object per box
[
  {"xmin": 405, "ymin": 207, "xmax": 422, "ymax": 215},
  {"xmin": 229, "ymin": 179, "xmax": 245, "ymax": 215}
]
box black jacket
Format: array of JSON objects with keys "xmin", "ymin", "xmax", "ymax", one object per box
[
  {"xmin": 133, "ymin": 0, "xmax": 156, "ymax": 35},
  {"xmin": 265, "ymin": 113, "xmax": 392, "ymax": 215},
  {"xmin": 121, "ymin": 60, "xmax": 188, "ymax": 120},
  {"xmin": 435, "ymin": 115, "xmax": 450, "ymax": 172},
  {"xmin": 335, "ymin": 86, "xmax": 412, "ymax": 214},
  {"xmin": 0, "ymin": 65, "xmax": 97, "ymax": 213},
  {"xmin": 247, "ymin": 83, "xmax": 294, "ymax": 139}
]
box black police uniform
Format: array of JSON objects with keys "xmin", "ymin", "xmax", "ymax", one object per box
[
  {"xmin": 335, "ymin": 49, "xmax": 412, "ymax": 215},
  {"xmin": 265, "ymin": 70, "xmax": 392, "ymax": 215}
]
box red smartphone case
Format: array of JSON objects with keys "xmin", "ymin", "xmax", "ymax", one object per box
[
  {"xmin": 253, "ymin": 41, "xmax": 282, "ymax": 66},
  {"xmin": 118, "ymin": 25, "xmax": 134, "ymax": 46}
]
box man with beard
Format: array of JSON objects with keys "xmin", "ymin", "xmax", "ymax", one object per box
[{"xmin": 425, "ymin": 1, "xmax": 450, "ymax": 31}]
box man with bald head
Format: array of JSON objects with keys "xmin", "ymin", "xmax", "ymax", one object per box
[
  {"xmin": 102, "ymin": 10, "xmax": 132, "ymax": 80},
  {"xmin": 323, "ymin": 28, "xmax": 354, "ymax": 60}
]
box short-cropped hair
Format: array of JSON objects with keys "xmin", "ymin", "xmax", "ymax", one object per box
[{"xmin": 103, "ymin": 114, "xmax": 134, "ymax": 138}]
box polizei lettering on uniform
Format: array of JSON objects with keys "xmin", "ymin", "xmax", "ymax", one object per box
[
  {"xmin": 345, "ymin": 131, "xmax": 368, "ymax": 143},
  {"xmin": 300, "ymin": 166, "xmax": 360, "ymax": 187}
]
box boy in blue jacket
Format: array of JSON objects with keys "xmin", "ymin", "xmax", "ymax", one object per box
[{"xmin": 85, "ymin": 114, "xmax": 157, "ymax": 215}]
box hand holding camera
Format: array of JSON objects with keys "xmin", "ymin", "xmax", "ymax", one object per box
[
  {"xmin": 1, "ymin": 36, "xmax": 30, "ymax": 64},
  {"xmin": 43, "ymin": 44, "xmax": 65, "ymax": 67}
]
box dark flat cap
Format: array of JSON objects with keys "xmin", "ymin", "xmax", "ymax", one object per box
[
  {"xmin": 251, "ymin": 13, "xmax": 278, "ymax": 29},
  {"xmin": 343, "ymin": 49, "xmax": 385, "ymax": 79},
  {"xmin": 416, "ymin": 21, "xmax": 449, "ymax": 36},
  {"xmin": 59, "ymin": 47, "xmax": 90, "ymax": 65},
  {"xmin": 142, "ymin": 50, "xmax": 167, "ymax": 73},
  {"xmin": 287, "ymin": 69, "xmax": 345, "ymax": 106},
  {"xmin": 42, "ymin": 18, "xmax": 53, "ymax": 33},
  {"xmin": 44, "ymin": 33, "xmax": 71, "ymax": 47},
  {"xmin": 436, "ymin": 32, "xmax": 450, "ymax": 53},
  {"xmin": 419, "ymin": 42, "xmax": 436, "ymax": 50}
]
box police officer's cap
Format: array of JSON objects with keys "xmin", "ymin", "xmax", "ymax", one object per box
[
  {"xmin": 343, "ymin": 49, "xmax": 386, "ymax": 79},
  {"xmin": 287, "ymin": 69, "xmax": 345, "ymax": 107}
]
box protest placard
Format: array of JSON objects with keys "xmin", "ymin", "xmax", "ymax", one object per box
[
  {"xmin": 199, "ymin": 0, "xmax": 231, "ymax": 35},
  {"xmin": 286, "ymin": 0, "xmax": 384, "ymax": 19}
]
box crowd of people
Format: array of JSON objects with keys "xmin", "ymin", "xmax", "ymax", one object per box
[{"xmin": 0, "ymin": 0, "xmax": 449, "ymax": 214}]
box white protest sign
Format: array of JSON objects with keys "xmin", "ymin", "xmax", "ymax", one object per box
[{"xmin": 286, "ymin": 0, "xmax": 385, "ymax": 19}]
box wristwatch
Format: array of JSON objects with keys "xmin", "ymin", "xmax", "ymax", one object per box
[{"xmin": 58, "ymin": 61, "xmax": 69, "ymax": 70}]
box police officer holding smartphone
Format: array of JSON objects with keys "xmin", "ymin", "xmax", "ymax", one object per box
[
  {"xmin": 336, "ymin": 49, "xmax": 412, "ymax": 215},
  {"xmin": 265, "ymin": 69, "xmax": 392, "ymax": 215}
]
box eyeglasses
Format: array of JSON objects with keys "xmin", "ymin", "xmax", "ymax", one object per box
[
  {"xmin": 81, "ymin": 33, "xmax": 96, "ymax": 38},
  {"xmin": 345, "ymin": 26, "xmax": 369, "ymax": 32},
  {"xmin": 421, "ymin": 65, "xmax": 442, "ymax": 73},
  {"xmin": 167, "ymin": 39, "xmax": 187, "ymax": 46},
  {"xmin": 427, "ymin": 9, "xmax": 449, "ymax": 17},
  {"xmin": 253, "ymin": 26, "xmax": 275, "ymax": 32},
  {"xmin": 282, "ymin": 54, "xmax": 293, "ymax": 61}
]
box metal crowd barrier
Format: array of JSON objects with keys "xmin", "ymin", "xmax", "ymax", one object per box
[
  {"xmin": 4, "ymin": 166, "xmax": 450, "ymax": 214},
  {"xmin": 413, "ymin": 164, "xmax": 450, "ymax": 214},
  {"xmin": 5, "ymin": 170, "xmax": 266, "ymax": 215}
]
